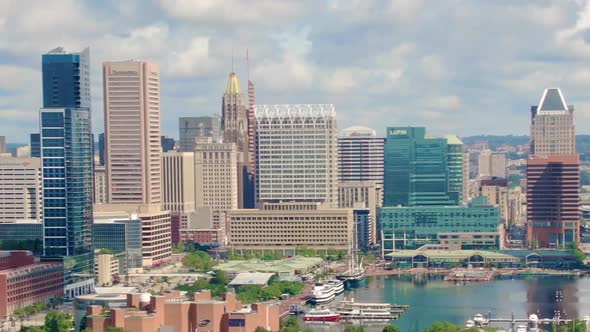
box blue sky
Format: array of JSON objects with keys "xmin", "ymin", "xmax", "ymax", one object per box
[{"xmin": 2, "ymin": 0, "xmax": 590, "ymax": 143}]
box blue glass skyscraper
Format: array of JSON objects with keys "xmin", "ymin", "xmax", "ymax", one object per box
[{"xmin": 40, "ymin": 47, "xmax": 94, "ymax": 298}]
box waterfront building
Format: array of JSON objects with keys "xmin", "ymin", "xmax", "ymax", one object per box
[
  {"xmin": 162, "ymin": 151, "xmax": 195, "ymax": 213},
  {"xmin": 103, "ymin": 60, "xmax": 162, "ymax": 205},
  {"xmin": 194, "ymin": 137, "xmax": 238, "ymax": 212},
  {"xmin": 380, "ymin": 196, "xmax": 501, "ymax": 254},
  {"xmin": 30, "ymin": 133, "xmax": 40, "ymax": 158},
  {"xmin": 84, "ymin": 290, "xmax": 279, "ymax": 332},
  {"xmin": 0, "ymin": 157, "xmax": 42, "ymax": 223},
  {"xmin": 527, "ymin": 88, "xmax": 579, "ymax": 248},
  {"xmin": 227, "ymin": 202, "xmax": 353, "ymax": 253},
  {"xmin": 0, "ymin": 250, "xmax": 64, "ymax": 319},
  {"xmin": 178, "ymin": 115, "xmax": 221, "ymax": 152},
  {"xmin": 41, "ymin": 47, "xmax": 94, "ymax": 298},
  {"xmin": 94, "ymin": 165, "xmax": 107, "ymax": 204},
  {"xmin": 383, "ymin": 127, "xmax": 459, "ymax": 207},
  {"xmin": 527, "ymin": 155, "xmax": 580, "ymax": 247},
  {"xmin": 92, "ymin": 213, "xmax": 143, "ymax": 272},
  {"xmin": 338, "ymin": 126, "xmax": 384, "ymax": 188},
  {"xmin": 254, "ymin": 104, "xmax": 338, "ymax": 206},
  {"xmin": 530, "ymin": 88, "xmax": 575, "ymax": 155},
  {"xmin": 337, "ymin": 181, "xmax": 380, "ymax": 245}
]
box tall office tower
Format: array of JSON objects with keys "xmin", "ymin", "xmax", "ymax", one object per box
[
  {"xmin": 103, "ymin": 61, "xmax": 162, "ymax": 205},
  {"xmin": 98, "ymin": 133, "xmax": 105, "ymax": 166},
  {"xmin": 530, "ymin": 88, "xmax": 575, "ymax": 155},
  {"xmin": 0, "ymin": 136, "xmax": 5, "ymax": 153},
  {"xmin": 0, "ymin": 157, "xmax": 43, "ymax": 222},
  {"xmin": 222, "ymin": 72, "xmax": 253, "ymax": 208},
  {"xmin": 480, "ymin": 178, "xmax": 509, "ymax": 224},
  {"xmin": 194, "ymin": 137, "xmax": 238, "ymax": 212},
  {"xmin": 462, "ymin": 152, "xmax": 471, "ymax": 204},
  {"xmin": 178, "ymin": 116, "xmax": 221, "ymax": 152},
  {"xmin": 40, "ymin": 47, "xmax": 94, "ymax": 297},
  {"xmin": 254, "ymin": 104, "xmax": 339, "ymax": 206},
  {"xmin": 94, "ymin": 165, "xmax": 107, "ymax": 204},
  {"xmin": 527, "ymin": 155, "xmax": 579, "ymax": 247},
  {"xmin": 383, "ymin": 127, "xmax": 458, "ymax": 207},
  {"xmin": 162, "ymin": 151, "xmax": 195, "ymax": 213},
  {"xmin": 527, "ymin": 88, "xmax": 579, "ymax": 247},
  {"xmin": 161, "ymin": 136, "xmax": 175, "ymax": 152},
  {"xmin": 478, "ymin": 149, "xmax": 492, "ymax": 177},
  {"xmin": 247, "ymin": 80, "xmax": 255, "ymax": 169},
  {"xmin": 490, "ymin": 152, "xmax": 506, "ymax": 178},
  {"xmin": 338, "ymin": 126, "xmax": 385, "ymax": 188},
  {"xmin": 445, "ymin": 135, "xmax": 464, "ymax": 204},
  {"xmin": 30, "ymin": 133, "xmax": 41, "ymax": 158}
]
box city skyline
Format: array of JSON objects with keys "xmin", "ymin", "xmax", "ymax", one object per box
[{"xmin": 5, "ymin": 1, "xmax": 590, "ymax": 143}]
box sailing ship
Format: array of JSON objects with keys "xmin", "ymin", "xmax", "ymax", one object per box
[{"xmin": 337, "ymin": 217, "xmax": 366, "ymax": 287}]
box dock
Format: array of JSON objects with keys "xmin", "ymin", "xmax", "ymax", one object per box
[{"xmin": 444, "ymin": 269, "xmax": 494, "ymax": 282}]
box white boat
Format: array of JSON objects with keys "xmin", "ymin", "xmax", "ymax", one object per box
[
  {"xmin": 334, "ymin": 298, "xmax": 408, "ymax": 321},
  {"xmin": 465, "ymin": 320, "xmax": 475, "ymax": 328},
  {"xmin": 326, "ymin": 279, "xmax": 344, "ymax": 295},
  {"xmin": 473, "ymin": 313, "xmax": 485, "ymax": 325},
  {"xmin": 303, "ymin": 308, "xmax": 340, "ymax": 322},
  {"xmin": 308, "ymin": 284, "xmax": 335, "ymax": 304}
]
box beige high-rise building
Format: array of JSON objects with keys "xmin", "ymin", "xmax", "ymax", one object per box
[
  {"xmin": 94, "ymin": 253, "xmax": 118, "ymax": 287},
  {"xmin": 162, "ymin": 152, "xmax": 195, "ymax": 213},
  {"xmin": 94, "ymin": 204, "xmax": 171, "ymax": 267},
  {"xmin": 530, "ymin": 88, "xmax": 575, "ymax": 156},
  {"xmin": 337, "ymin": 181, "xmax": 379, "ymax": 244},
  {"xmin": 94, "ymin": 165, "xmax": 107, "ymax": 204},
  {"xmin": 0, "ymin": 157, "xmax": 42, "ymax": 222},
  {"xmin": 481, "ymin": 184, "xmax": 509, "ymax": 224},
  {"xmin": 478, "ymin": 149, "xmax": 491, "ymax": 177},
  {"xmin": 103, "ymin": 61, "xmax": 162, "ymax": 205},
  {"xmin": 194, "ymin": 137, "xmax": 238, "ymax": 212},
  {"xmin": 227, "ymin": 202, "xmax": 353, "ymax": 252},
  {"xmin": 478, "ymin": 150, "xmax": 506, "ymax": 179}
]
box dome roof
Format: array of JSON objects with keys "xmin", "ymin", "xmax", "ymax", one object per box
[
  {"xmin": 140, "ymin": 293, "xmax": 151, "ymax": 303},
  {"xmin": 340, "ymin": 126, "xmax": 377, "ymax": 137}
]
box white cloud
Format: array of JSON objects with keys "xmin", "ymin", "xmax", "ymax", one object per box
[
  {"xmin": 320, "ymin": 69, "xmax": 357, "ymax": 94},
  {"xmin": 428, "ymin": 95, "xmax": 461, "ymax": 110}
]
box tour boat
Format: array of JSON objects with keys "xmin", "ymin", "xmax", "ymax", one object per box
[
  {"xmin": 326, "ymin": 279, "xmax": 345, "ymax": 295},
  {"xmin": 303, "ymin": 308, "xmax": 341, "ymax": 322},
  {"xmin": 308, "ymin": 284, "xmax": 336, "ymax": 304},
  {"xmin": 334, "ymin": 298, "xmax": 409, "ymax": 321}
]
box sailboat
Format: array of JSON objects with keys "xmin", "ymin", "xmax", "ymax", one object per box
[{"xmin": 337, "ymin": 217, "xmax": 366, "ymax": 287}]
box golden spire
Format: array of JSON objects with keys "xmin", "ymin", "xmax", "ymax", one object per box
[{"xmin": 226, "ymin": 72, "xmax": 241, "ymax": 94}]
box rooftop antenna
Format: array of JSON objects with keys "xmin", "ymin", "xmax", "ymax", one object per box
[{"xmin": 231, "ymin": 46, "xmax": 235, "ymax": 73}]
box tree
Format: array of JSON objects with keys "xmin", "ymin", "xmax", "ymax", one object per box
[
  {"xmin": 383, "ymin": 324, "xmax": 401, "ymax": 332},
  {"xmin": 19, "ymin": 327, "xmax": 45, "ymax": 332},
  {"xmin": 567, "ymin": 242, "xmax": 587, "ymax": 264},
  {"xmin": 422, "ymin": 321, "xmax": 462, "ymax": 332},
  {"xmin": 44, "ymin": 311, "xmax": 72, "ymax": 332},
  {"xmin": 210, "ymin": 270, "xmax": 229, "ymax": 286},
  {"xmin": 280, "ymin": 316, "xmax": 301, "ymax": 332},
  {"xmin": 182, "ymin": 250, "xmax": 217, "ymax": 272},
  {"xmin": 255, "ymin": 327, "xmax": 270, "ymax": 332},
  {"xmin": 344, "ymin": 326, "xmax": 365, "ymax": 332}
]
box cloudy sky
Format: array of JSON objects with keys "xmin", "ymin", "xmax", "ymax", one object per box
[{"xmin": 2, "ymin": 0, "xmax": 590, "ymax": 143}]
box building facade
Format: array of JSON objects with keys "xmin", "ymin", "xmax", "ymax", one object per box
[
  {"xmin": 527, "ymin": 155, "xmax": 580, "ymax": 247},
  {"xmin": 92, "ymin": 215, "xmax": 143, "ymax": 272},
  {"xmin": 480, "ymin": 178, "xmax": 509, "ymax": 224},
  {"xmin": 254, "ymin": 104, "xmax": 338, "ymax": 206},
  {"xmin": 103, "ymin": 61, "xmax": 162, "ymax": 205},
  {"xmin": 162, "ymin": 152, "xmax": 195, "ymax": 213},
  {"xmin": 94, "ymin": 165, "xmax": 107, "ymax": 204},
  {"xmin": 227, "ymin": 202, "xmax": 353, "ymax": 252},
  {"xmin": 380, "ymin": 196, "xmax": 501, "ymax": 254},
  {"xmin": 179, "ymin": 207, "xmax": 226, "ymax": 248},
  {"xmin": 337, "ymin": 181, "xmax": 380, "ymax": 245},
  {"xmin": 338, "ymin": 126, "xmax": 384, "ymax": 188},
  {"xmin": 30, "ymin": 133, "xmax": 41, "ymax": 158},
  {"xmin": 0, "ymin": 251, "xmax": 64, "ymax": 318},
  {"xmin": 0, "ymin": 157, "xmax": 42, "ymax": 222},
  {"xmin": 194, "ymin": 137, "xmax": 238, "ymax": 212},
  {"xmin": 530, "ymin": 88, "xmax": 575, "ymax": 155},
  {"xmin": 445, "ymin": 135, "xmax": 464, "ymax": 203},
  {"xmin": 178, "ymin": 116, "xmax": 221, "ymax": 152},
  {"xmin": 383, "ymin": 127, "xmax": 458, "ymax": 207},
  {"xmin": 462, "ymin": 152, "xmax": 471, "ymax": 204},
  {"xmin": 40, "ymin": 46, "xmax": 94, "ymax": 298}
]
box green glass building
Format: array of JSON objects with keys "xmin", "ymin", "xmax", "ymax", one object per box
[
  {"xmin": 383, "ymin": 127, "xmax": 460, "ymax": 207},
  {"xmin": 380, "ymin": 196, "xmax": 501, "ymax": 252}
]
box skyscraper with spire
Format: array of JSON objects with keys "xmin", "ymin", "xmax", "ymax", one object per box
[
  {"xmin": 527, "ymin": 88, "xmax": 579, "ymax": 247},
  {"xmin": 222, "ymin": 71, "xmax": 254, "ymax": 208}
]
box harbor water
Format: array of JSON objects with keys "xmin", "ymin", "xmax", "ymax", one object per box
[{"xmin": 302, "ymin": 275, "xmax": 590, "ymax": 331}]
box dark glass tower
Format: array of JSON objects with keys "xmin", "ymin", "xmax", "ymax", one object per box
[
  {"xmin": 383, "ymin": 127, "xmax": 458, "ymax": 207},
  {"xmin": 40, "ymin": 47, "xmax": 94, "ymax": 298}
]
